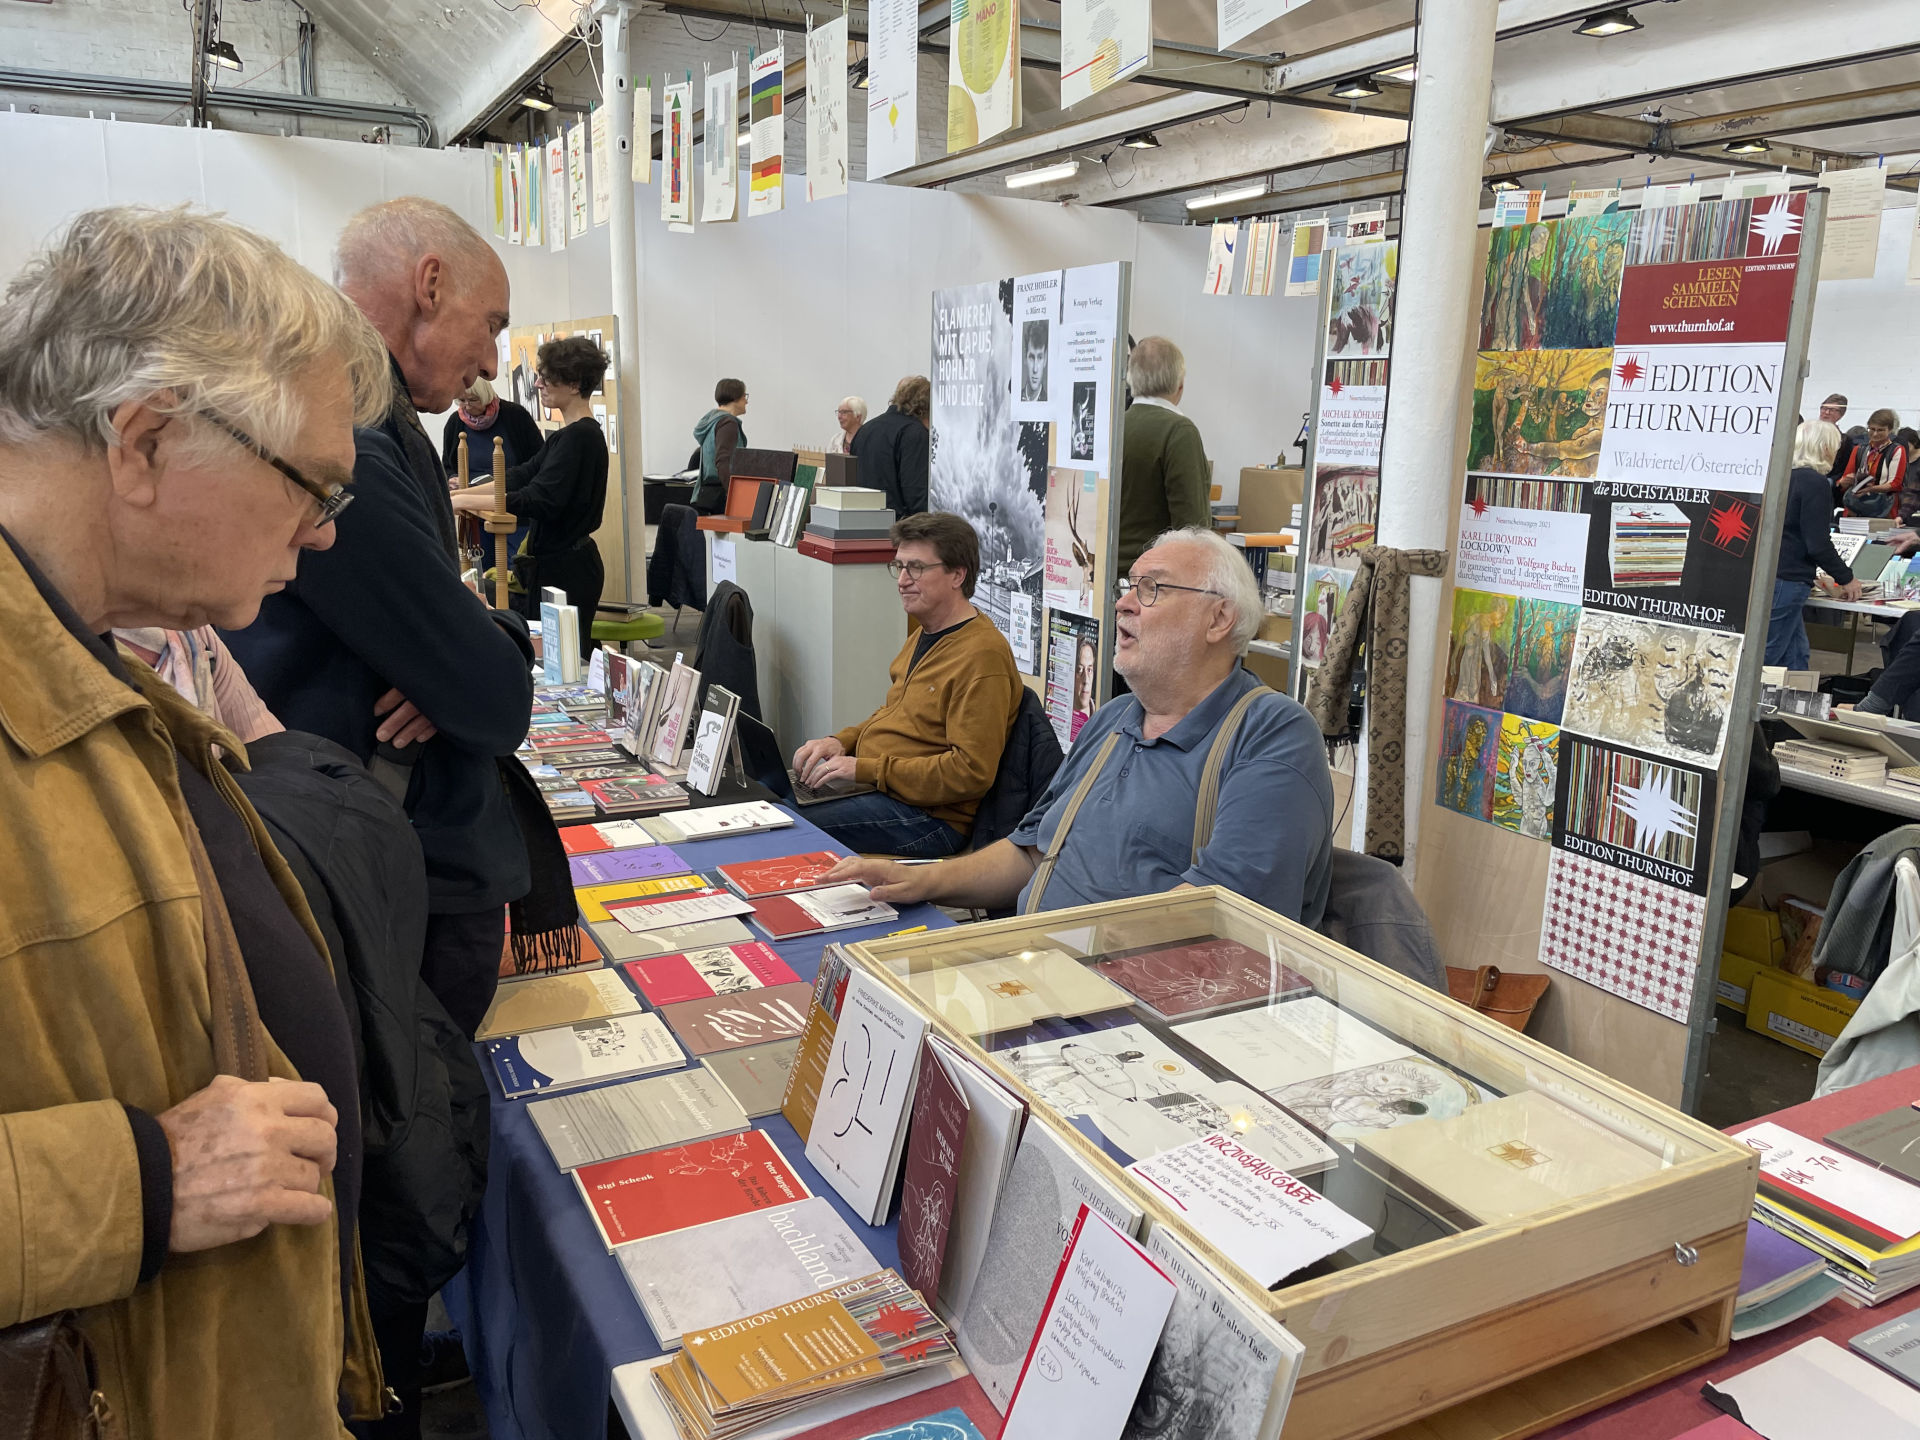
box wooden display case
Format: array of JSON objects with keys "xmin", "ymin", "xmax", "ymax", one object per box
[{"xmin": 845, "ymin": 888, "xmax": 1759, "ymax": 1440}]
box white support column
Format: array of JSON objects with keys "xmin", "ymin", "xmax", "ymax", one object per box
[
  {"xmin": 601, "ymin": 0, "xmax": 644, "ymax": 597},
  {"xmin": 1365, "ymin": 0, "xmax": 1499, "ymax": 875}
]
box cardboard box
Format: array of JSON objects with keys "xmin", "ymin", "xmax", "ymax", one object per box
[
  {"xmin": 1237, "ymin": 467, "xmax": 1304, "ymax": 534},
  {"xmin": 1744, "ymin": 966, "xmax": 1860, "ymax": 1057},
  {"xmin": 1724, "ymin": 906, "xmax": 1785, "ymax": 966},
  {"xmin": 1715, "ymin": 950, "xmax": 1776, "ymax": 1016}
]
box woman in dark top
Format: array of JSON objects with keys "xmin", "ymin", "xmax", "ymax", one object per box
[
  {"xmin": 1767, "ymin": 419, "xmax": 1862, "ymax": 669},
  {"xmin": 849, "ymin": 374, "xmax": 931, "ymax": 516},
  {"xmin": 453, "ymin": 336, "xmax": 608, "ymax": 656},
  {"xmin": 441, "ymin": 376, "xmax": 545, "ymax": 480}
]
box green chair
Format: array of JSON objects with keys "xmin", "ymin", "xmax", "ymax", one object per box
[{"xmin": 590, "ymin": 611, "xmax": 665, "ymax": 653}]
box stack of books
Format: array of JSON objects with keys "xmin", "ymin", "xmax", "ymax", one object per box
[
  {"xmin": 799, "ymin": 487, "xmax": 895, "ymax": 564},
  {"xmin": 1775, "ymin": 738, "xmax": 1889, "ymax": 784},
  {"xmin": 580, "ymin": 774, "xmax": 691, "ymax": 818},
  {"xmin": 649, "ymin": 1271, "xmax": 956, "ymax": 1440},
  {"xmin": 1841, "ymin": 516, "xmax": 1899, "ymax": 535},
  {"xmin": 1609, "ymin": 503, "xmax": 1690, "ymax": 588},
  {"xmin": 1889, "ymin": 764, "xmax": 1920, "ymax": 796}
]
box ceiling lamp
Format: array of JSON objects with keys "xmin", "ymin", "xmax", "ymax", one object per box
[
  {"xmin": 1005, "ymin": 160, "xmax": 1080, "ymax": 189},
  {"xmin": 1574, "ymin": 8, "xmax": 1642, "ymax": 36},
  {"xmin": 519, "ymin": 82, "xmax": 556, "ymax": 111},
  {"xmin": 1489, "ymin": 177, "xmax": 1522, "ymax": 191},
  {"xmin": 1185, "ymin": 181, "xmax": 1267, "ymax": 211},
  {"xmin": 207, "ymin": 39, "xmax": 244, "ymax": 70},
  {"xmin": 1329, "ymin": 77, "xmax": 1381, "ymax": 100},
  {"xmin": 1122, "ymin": 132, "xmax": 1162, "ymax": 149},
  {"xmin": 1723, "ymin": 137, "xmax": 1771, "ymax": 155},
  {"xmin": 851, "ymin": 58, "xmax": 871, "ymax": 90}
]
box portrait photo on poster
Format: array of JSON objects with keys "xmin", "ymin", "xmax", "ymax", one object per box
[
  {"xmin": 1012, "ymin": 270, "xmax": 1064, "ymax": 426},
  {"xmin": 1022, "ymin": 320, "xmax": 1050, "ymax": 403},
  {"xmin": 1071, "ymin": 382, "xmax": 1097, "ymax": 462}
]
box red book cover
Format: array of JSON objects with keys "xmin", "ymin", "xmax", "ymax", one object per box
[
  {"xmin": 574, "ymin": 1130, "xmax": 811, "ymax": 1250},
  {"xmin": 717, "ymin": 851, "xmax": 843, "ymax": 899},
  {"xmin": 798, "ymin": 537, "xmax": 895, "ymax": 565},
  {"xmin": 558, "ymin": 820, "xmax": 656, "ymax": 855},
  {"xmin": 528, "ymin": 728, "xmax": 616, "ymax": 750},
  {"xmin": 897, "ymin": 1040, "xmax": 969, "ymax": 1299},
  {"xmin": 620, "ymin": 942, "xmax": 802, "ymax": 1006},
  {"xmin": 1089, "ymin": 937, "xmax": 1314, "ymax": 1020},
  {"xmin": 579, "ymin": 775, "xmax": 688, "ymax": 816}
]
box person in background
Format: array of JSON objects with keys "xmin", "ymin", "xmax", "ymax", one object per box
[
  {"xmin": 793, "ymin": 512, "xmax": 1020, "ymax": 856},
  {"xmin": 692, "ymin": 377, "xmax": 748, "ymax": 513},
  {"xmin": 829, "ymin": 395, "xmax": 866, "ymax": 455},
  {"xmin": 1071, "ymin": 635, "xmax": 1098, "ymax": 742},
  {"xmin": 1118, "ymin": 337, "xmax": 1211, "ymax": 580},
  {"xmin": 829, "ymin": 527, "xmax": 1334, "ymax": 921},
  {"xmin": 114, "ymin": 625, "xmax": 284, "ymax": 743},
  {"xmin": 849, "ymin": 374, "xmax": 931, "ymax": 516},
  {"xmin": 0, "ymin": 203, "xmax": 390, "ymax": 1436},
  {"xmin": 1838, "ymin": 408, "xmax": 1909, "ymax": 523},
  {"xmin": 1899, "ymin": 426, "xmax": 1920, "ymax": 481},
  {"xmin": 1820, "ymin": 394, "xmax": 1856, "ymax": 480},
  {"xmin": 453, "ymin": 336, "xmax": 608, "ymax": 654},
  {"xmin": 1767, "ymin": 420, "xmax": 1861, "ymax": 669},
  {"xmin": 441, "ymin": 375, "xmax": 543, "ymax": 482}
]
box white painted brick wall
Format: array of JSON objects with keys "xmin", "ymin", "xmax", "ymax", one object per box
[{"xmin": 0, "ymin": 0, "xmax": 418, "ymax": 143}]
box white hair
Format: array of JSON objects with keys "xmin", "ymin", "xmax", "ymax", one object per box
[
  {"xmin": 1792, "ymin": 418, "xmax": 1841, "ymax": 471},
  {"xmin": 0, "ymin": 205, "xmax": 390, "ymax": 459},
  {"xmin": 333, "ymin": 196, "xmax": 499, "ymax": 297},
  {"xmin": 461, "ymin": 376, "xmax": 498, "ymax": 406},
  {"xmin": 1128, "ymin": 336, "xmax": 1186, "ymax": 400},
  {"xmin": 839, "ymin": 395, "xmax": 868, "ymax": 422},
  {"xmin": 1148, "ymin": 526, "xmax": 1263, "ymax": 653}
]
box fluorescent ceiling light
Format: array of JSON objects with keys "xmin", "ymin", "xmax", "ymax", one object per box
[
  {"xmin": 1723, "ymin": 138, "xmax": 1771, "ymax": 155},
  {"xmin": 519, "ymin": 82, "xmax": 556, "ymax": 111},
  {"xmin": 1186, "ymin": 181, "xmax": 1267, "ymax": 211},
  {"xmin": 1005, "ymin": 160, "xmax": 1079, "ymax": 189},
  {"xmin": 1329, "ymin": 76, "xmax": 1381, "ymax": 99},
  {"xmin": 1489, "ymin": 177, "xmax": 1522, "ymax": 191},
  {"xmin": 738, "ymin": 131, "xmax": 751, "ymax": 148},
  {"xmin": 1380, "ymin": 63, "xmax": 1418, "ymax": 81},
  {"xmin": 1574, "ymin": 7, "xmax": 1642, "ymax": 36},
  {"xmin": 208, "ymin": 39, "xmax": 244, "ymax": 70},
  {"xmin": 1122, "ymin": 131, "xmax": 1161, "ymax": 149}
]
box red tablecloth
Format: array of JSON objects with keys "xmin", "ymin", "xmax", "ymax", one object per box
[{"xmin": 1540, "ymin": 1064, "xmax": 1920, "ymax": 1438}]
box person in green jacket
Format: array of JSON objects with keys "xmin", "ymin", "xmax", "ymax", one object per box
[
  {"xmin": 691, "ymin": 377, "xmax": 748, "ymax": 513},
  {"xmin": 1119, "ymin": 337, "xmax": 1211, "ymax": 578}
]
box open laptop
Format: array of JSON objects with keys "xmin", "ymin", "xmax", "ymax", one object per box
[
  {"xmin": 732, "ymin": 712, "xmax": 876, "ymax": 805},
  {"xmin": 786, "ymin": 771, "xmax": 877, "ymax": 806}
]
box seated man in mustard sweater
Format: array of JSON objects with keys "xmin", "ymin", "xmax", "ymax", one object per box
[{"xmin": 792, "ymin": 512, "xmax": 1022, "ymax": 857}]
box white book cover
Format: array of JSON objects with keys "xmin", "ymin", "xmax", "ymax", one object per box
[
  {"xmin": 783, "ymin": 885, "xmax": 899, "ymax": 934},
  {"xmin": 610, "ymin": 891, "xmax": 756, "ymax": 933},
  {"xmin": 649, "ymin": 660, "xmax": 699, "ymax": 766},
  {"xmin": 1128, "ymin": 1134, "xmax": 1371, "ymax": 1287},
  {"xmin": 487, "ymin": 1011, "xmax": 683, "ymax": 1099},
  {"xmin": 1174, "ymin": 998, "xmax": 1414, "ymax": 1092},
  {"xmin": 928, "ymin": 1034, "xmax": 1029, "ymax": 1320},
  {"xmin": 661, "ymin": 800, "xmax": 794, "ymax": 841},
  {"xmin": 567, "ymin": 819, "xmax": 657, "ymax": 852},
  {"xmin": 587, "ymin": 916, "xmax": 755, "ymax": 962},
  {"xmin": 1737, "ymin": 1122, "xmax": 1920, "ymax": 1243},
  {"xmin": 686, "ymin": 686, "xmax": 740, "ymax": 795},
  {"xmin": 614, "ymin": 1196, "xmax": 880, "ymax": 1348},
  {"xmin": 805, "ymin": 969, "xmax": 928, "ymax": 1223},
  {"xmin": 1127, "ymin": 1225, "xmax": 1304, "ymax": 1440},
  {"xmin": 528, "ymin": 1064, "xmax": 748, "ymax": 1172},
  {"xmin": 1001, "ymin": 1208, "xmax": 1176, "ymax": 1440},
  {"xmin": 957, "ymin": 1118, "xmax": 1145, "ymax": 1413}
]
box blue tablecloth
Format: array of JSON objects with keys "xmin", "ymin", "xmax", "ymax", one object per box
[{"xmin": 445, "ymin": 809, "xmax": 950, "ymax": 1440}]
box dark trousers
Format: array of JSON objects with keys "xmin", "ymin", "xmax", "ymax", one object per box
[
  {"xmin": 421, "ymin": 906, "xmax": 506, "ymax": 1042},
  {"xmin": 1869, "ymin": 611, "xmax": 1920, "ymax": 720},
  {"xmin": 354, "ymin": 1297, "xmax": 430, "ymax": 1440},
  {"xmin": 517, "ymin": 540, "xmax": 605, "ymax": 659}
]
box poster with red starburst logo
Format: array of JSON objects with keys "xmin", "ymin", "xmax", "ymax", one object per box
[
  {"xmin": 1597, "ymin": 344, "xmax": 1786, "ymax": 492},
  {"xmin": 1577, "ymin": 480, "xmax": 1756, "ymax": 631}
]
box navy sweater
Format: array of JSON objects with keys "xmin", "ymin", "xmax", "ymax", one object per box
[{"xmin": 1776, "ymin": 465, "xmax": 1854, "ymax": 586}]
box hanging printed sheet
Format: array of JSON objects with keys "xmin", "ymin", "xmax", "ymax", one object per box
[
  {"xmin": 567, "ymin": 120, "xmax": 589, "ymax": 238},
  {"xmin": 748, "ymin": 49, "xmax": 784, "ymax": 216},
  {"xmin": 590, "ymin": 106, "xmax": 611, "ymax": 226},
  {"xmin": 1284, "ymin": 218, "xmax": 1326, "ymax": 296},
  {"xmin": 948, "ymin": 0, "xmax": 1020, "ymax": 152},
  {"xmin": 867, "ymin": 0, "xmax": 918, "ymax": 180},
  {"xmin": 702, "ymin": 68, "xmax": 739, "ymax": 223},
  {"xmin": 805, "ymin": 17, "xmax": 849, "ymax": 201},
  {"xmin": 546, "ymin": 135, "xmax": 569, "ymax": 252},
  {"xmin": 1060, "ymin": 0, "xmax": 1150, "ymax": 108},
  {"xmin": 488, "ymin": 145, "xmax": 508, "ymax": 238},
  {"xmin": 662, "ymin": 82, "xmax": 694, "ymax": 228},
  {"xmin": 1203, "ymin": 222, "xmax": 1236, "ymax": 296},
  {"xmin": 1218, "ymin": 0, "xmax": 1308, "ymax": 50},
  {"xmin": 632, "ymin": 81, "xmax": 653, "ymax": 184},
  {"xmin": 522, "ymin": 144, "xmax": 543, "ymax": 247}
]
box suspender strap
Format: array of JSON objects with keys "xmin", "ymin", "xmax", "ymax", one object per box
[
  {"xmin": 1023, "ymin": 732, "xmax": 1123, "ymax": 915},
  {"xmin": 1191, "ymin": 686, "xmax": 1272, "ymax": 865}
]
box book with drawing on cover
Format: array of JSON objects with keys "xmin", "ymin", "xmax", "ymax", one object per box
[
  {"xmin": 560, "ymin": 819, "xmax": 662, "ymax": 856},
  {"xmin": 650, "ymin": 659, "xmax": 701, "ymax": 767},
  {"xmin": 475, "ymin": 968, "xmax": 642, "ymax": 1042},
  {"xmin": 574, "ymin": 1129, "xmax": 811, "ymax": 1250},
  {"xmin": 659, "ymin": 984, "xmax": 815, "ymax": 1055},
  {"xmin": 486, "ymin": 1010, "xmax": 682, "ymax": 1099},
  {"xmin": 582, "ymin": 775, "xmax": 691, "ymax": 817},
  {"xmin": 686, "ymin": 685, "xmax": 742, "ymax": 796},
  {"xmin": 717, "ymin": 851, "xmax": 844, "ymax": 900},
  {"xmin": 568, "ymin": 845, "xmax": 692, "ymax": 887},
  {"xmin": 576, "ymin": 873, "xmax": 710, "ymax": 924},
  {"xmin": 622, "ymin": 942, "xmax": 802, "ymax": 1007},
  {"xmin": 529, "ymin": 1064, "xmax": 749, "ymax": 1171},
  {"xmin": 897, "ymin": 1037, "xmax": 969, "ymax": 1299},
  {"xmin": 806, "ymin": 968, "xmax": 929, "ymax": 1225}
]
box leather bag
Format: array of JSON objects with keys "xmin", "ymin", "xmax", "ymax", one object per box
[{"xmin": 1446, "ymin": 964, "xmax": 1549, "ymax": 1033}]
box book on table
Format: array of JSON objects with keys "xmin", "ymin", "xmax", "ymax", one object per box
[
  {"xmin": 805, "ymin": 968, "xmax": 929, "ymax": 1225},
  {"xmin": 750, "ymin": 885, "xmax": 898, "ymax": 940},
  {"xmin": 567, "ymin": 845, "xmax": 691, "ymax": 887},
  {"xmin": 580, "ymin": 775, "xmax": 691, "ymax": 817},
  {"xmin": 650, "ymin": 658, "xmax": 702, "ymax": 768},
  {"xmin": 900, "ymin": 948, "xmax": 1132, "ymax": 1037},
  {"xmin": 574, "ymin": 1129, "xmax": 812, "ymax": 1250},
  {"xmin": 686, "ymin": 685, "xmax": 743, "ymax": 796},
  {"xmin": 529, "ymin": 1064, "xmax": 750, "ymax": 1171},
  {"xmin": 647, "ymin": 800, "xmax": 796, "ymax": 843},
  {"xmin": 621, "ymin": 941, "xmax": 802, "ymax": 1006},
  {"xmin": 702, "ymin": 1039, "xmax": 802, "ymax": 1118},
  {"xmin": 717, "ymin": 851, "xmax": 844, "ymax": 899},
  {"xmin": 1087, "ymin": 936, "xmax": 1315, "ymax": 1021},
  {"xmin": 559, "ymin": 819, "xmax": 665, "ymax": 855},
  {"xmin": 658, "ymin": 983, "xmax": 816, "ymax": 1056},
  {"xmin": 486, "ymin": 1010, "xmax": 681, "ymax": 1099},
  {"xmin": 588, "ymin": 915, "xmax": 756, "ymax": 963},
  {"xmin": 475, "ymin": 968, "xmax": 642, "ymax": 1042},
  {"xmin": 496, "ymin": 924, "xmax": 605, "ymax": 983},
  {"xmin": 811, "ymin": 485, "xmax": 887, "ymax": 511},
  {"xmin": 575, "ymin": 873, "xmax": 710, "ymax": 924},
  {"xmin": 602, "ymin": 887, "xmax": 758, "ymax": 932},
  {"xmin": 922, "ymin": 1034, "xmax": 1028, "ymax": 1321},
  {"xmin": 1173, "ymin": 995, "xmax": 1416, "ymax": 1092},
  {"xmin": 897, "ymin": 1036, "xmax": 969, "ymax": 1300},
  {"xmin": 626, "ymin": 658, "xmax": 669, "ymax": 757}
]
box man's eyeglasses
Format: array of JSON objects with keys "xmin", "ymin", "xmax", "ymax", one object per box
[
  {"xmin": 201, "ymin": 412, "xmax": 353, "ymax": 525},
  {"xmin": 887, "ymin": 559, "xmax": 947, "ymax": 580},
  {"xmin": 1115, "ymin": 575, "xmax": 1219, "ymax": 606}
]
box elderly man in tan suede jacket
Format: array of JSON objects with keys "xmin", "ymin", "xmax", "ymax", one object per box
[{"xmin": 0, "ymin": 208, "xmax": 392, "ymax": 1435}]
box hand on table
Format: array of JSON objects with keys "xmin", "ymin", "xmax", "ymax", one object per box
[
  {"xmin": 1838, "ymin": 579, "xmax": 1864, "ymax": 602},
  {"xmin": 157, "ymin": 1075, "xmax": 338, "ymax": 1252},
  {"xmin": 374, "ymin": 688, "xmax": 439, "ymax": 748},
  {"xmin": 824, "ymin": 855, "xmax": 935, "ymax": 907}
]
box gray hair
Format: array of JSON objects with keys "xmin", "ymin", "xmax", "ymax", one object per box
[
  {"xmin": 839, "ymin": 395, "xmax": 868, "ymax": 423},
  {"xmin": 1149, "ymin": 526, "xmax": 1263, "ymax": 653},
  {"xmin": 461, "ymin": 376, "xmax": 497, "ymax": 406},
  {"xmin": 1128, "ymin": 336, "xmax": 1186, "ymax": 400},
  {"xmin": 334, "ymin": 196, "xmax": 499, "ymax": 297},
  {"xmin": 0, "ymin": 205, "xmax": 390, "ymax": 459},
  {"xmin": 1793, "ymin": 418, "xmax": 1842, "ymax": 471}
]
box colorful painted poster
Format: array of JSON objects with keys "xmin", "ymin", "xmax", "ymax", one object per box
[
  {"xmin": 1454, "ymin": 504, "xmax": 1588, "ymax": 606},
  {"xmin": 1469, "ymin": 348, "xmax": 1613, "ymax": 478},
  {"xmin": 1560, "ymin": 610, "xmax": 1742, "ymax": 766},
  {"xmin": 1044, "ymin": 610, "xmax": 1101, "ymax": 750},
  {"xmin": 1479, "ymin": 222, "xmax": 1554, "ymax": 350},
  {"xmin": 805, "ymin": 17, "xmax": 849, "ymax": 201},
  {"xmin": 632, "ymin": 82, "xmax": 653, "ymax": 184},
  {"xmin": 1298, "ymin": 566, "xmax": 1351, "ymax": 668},
  {"xmin": 1284, "ymin": 219, "xmax": 1326, "ymax": 297},
  {"xmin": 488, "ymin": 144, "xmax": 508, "ymax": 238},
  {"xmin": 1505, "ymin": 598, "xmax": 1581, "ymax": 724},
  {"xmin": 1597, "ymin": 345, "xmax": 1784, "ymax": 493},
  {"xmin": 1044, "ymin": 467, "xmax": 1097, "ymax": 617},
  {"xmin": 1060, "ymin": 0, "xmax": 1150, "ymax": 107},
  {"xmin": 746, "ymin": 50, "xmax": 784, "ymax": 217},
  {"xmin": 1204, "ymin": 222, "xmax": 1236, "ymax": 296},
  {"xmin": 1552, "ymin": 733, "xmax": 1716, "ymax": 896},
  {"xmin": 1326, "ymin": 242, "xmax": 1395, "ymax": 358},
  {"xmin": 1542, "ymin": 215, "xmax": 1630, "ymax": 349},
  {"xmin": 1445, "ymin": 589, "xmax": 1516, "ymax": 711},
  {"xmin": 567, "ymin": 120, "xmax": 589, "ymax": 238},
  {"xmin": 702, "ymin": 67, "xmax": 739, "ymax": 223},
  {"xmin": 867, "ymin": 0, "xmax": 918, "ymax": 180},
  {"xmin": 546, "ymin": 135, "xmax": 569, "ymax": 252},
  {"xmin": 1539, "ymin": 849, "xmax": 1705, "ymax": 1022},
  {"xmin": 590, "ymin": 106, "xmax": 611, "ymax": 226},
  {"xmin": 1307, "ymin": 465, "xmax": 1377, "ymax": 569},
  {"xmin": 1436, "ymin": 701, "xmax": 1502, "ymax": 822},
  {"xmin": 947, "ymin": 0, "xmax": 1019, "ymax": 152},
  {"xmin": 1493, "ymin": 716, "xmax": 1559, "ymax": 840},
  {"xmin": 662, "ymin": 83, "xmax": 693, "ymax": 228},
  {"xmin": 1580, "ymin": 481, "xmax": 1756, "ymax": 632}
]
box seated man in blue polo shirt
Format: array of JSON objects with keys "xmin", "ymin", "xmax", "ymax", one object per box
[{"xmin": 828, "ymin": 527, "xmax": 1334, "ymax": 922}]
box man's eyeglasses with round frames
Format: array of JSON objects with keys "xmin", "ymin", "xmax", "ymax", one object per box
[
  {"xmin": 201, "ymin": 412, "xmax": 353, "ymax": 526},
  {"xmin": 1115, "ymin": 575, "xmax": 1220, "ymax": 606},
  {"xmin": 886, "ymin": 559, "xmax": 949, "ymax": 580}
]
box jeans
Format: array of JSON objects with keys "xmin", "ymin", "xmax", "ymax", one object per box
[
  {"xmin": 1765, "ymin": 578, "xmax": 1812, "ymax": 669},
  {"xmin": 803, "ymin": 789, "xmax": 968, "ymax": 859}
]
